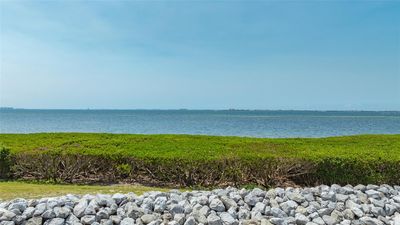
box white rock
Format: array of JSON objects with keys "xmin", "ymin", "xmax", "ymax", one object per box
[
  {"xmin": 207, "ymin": 214, "xmax": 223, "ymax": 225},
  {"xmin": 295, "ymin": 213, "xmax": 309, "ymax": 225},
  {"xmin": 209, "ymin": 199, "xmax": 225, "ymax": 212},
  {"xmin": 359, "ymin": 216, "xmax": 384, "ymax": 225},
  {"xmin": 81, "ymin": 215, "xmax": 96, "ymax": 224},
  {"xmin": 220, "ymin": 212, "xmax": 238, "ymax": 225},
  {"xmin": 120, "ymin": 218, "xmax": 135, "ymax": 225},
  {"xmin": 43, "ymin": 218, "xmax": 65, "ymax": 225},
  {"xmin": 0, "ymin": 208, "xmax": 16, "ymax": 221},
  {"xmin": 73, "ymin": 199, "xmax": 88, "ymax": 218},
  {"xmin": 184, "ymin": 216, "xmax": 196, "ymax": 225}
]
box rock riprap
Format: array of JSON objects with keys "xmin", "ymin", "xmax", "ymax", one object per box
[{"xmin": 1, "ymin": 185, "xmax": 400, "ymax": 225}]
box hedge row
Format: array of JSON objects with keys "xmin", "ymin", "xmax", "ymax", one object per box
[{"xmin": 1, "ymin": 147, "xmax": 399, "ymax": 187}]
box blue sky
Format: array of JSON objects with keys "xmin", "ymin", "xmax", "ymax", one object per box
[{"xmin": 0, "ymin": 1, "xmax": 399, "ymax": 110}]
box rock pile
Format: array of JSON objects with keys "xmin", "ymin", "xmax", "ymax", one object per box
[{"xmin": 1, "ymin": 184, "xmax": 400, "ymax": 225}]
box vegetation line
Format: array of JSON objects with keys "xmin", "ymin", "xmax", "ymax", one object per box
[{"xmin": 0, "ymin": 133, "xmax": 399, "ymax": 187}]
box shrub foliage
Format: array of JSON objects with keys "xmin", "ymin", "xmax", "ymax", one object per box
[
  {"xmin": 0, "ymin": 146, "xmax": 11, "ymax": 179},
  {"xmin": 1, "ymin": 133, "xmax": 399, "ymax": 187}
]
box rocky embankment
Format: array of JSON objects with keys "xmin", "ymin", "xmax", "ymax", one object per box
[{"xmin": 1, "ymin": 185, "xmax": 400, "ymax": 225}]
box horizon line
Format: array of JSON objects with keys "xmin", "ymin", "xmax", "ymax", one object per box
[{"xmin": 1, "ymin": 107, "xmax": 399, "ymax": 112}]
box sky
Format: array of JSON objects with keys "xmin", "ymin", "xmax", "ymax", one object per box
[{"xmin": 0, "ymin": 1, "xmax": 399, "ymax": 110}]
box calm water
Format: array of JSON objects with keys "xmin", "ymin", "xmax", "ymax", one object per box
[{"xmin": 0, "ymin": 109, "xmax": 399, "ymax": 137}]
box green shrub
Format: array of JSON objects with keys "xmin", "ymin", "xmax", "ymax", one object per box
[
  {"xmin": 0, "ymin": 146, "xmax": 11, "ymax": 179},
  {"xmin": 116, "ymin": 163, "xmax": 132, "ymax": 178},
  {"xmin": 1, "ymin": 133, "xmax": 399, "ymax": 186}
]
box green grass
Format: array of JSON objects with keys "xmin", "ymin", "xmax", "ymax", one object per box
[
  {"xmin": 0, "ymin": 181, "xmax": 174, "ymax": 201},
  {"xmin": 1, "ymin": 133, "xmax": 399, "ymax": 161}
]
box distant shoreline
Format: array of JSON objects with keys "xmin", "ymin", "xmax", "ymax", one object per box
[{"xmin": 1, "ymin": 107, "xmax": 400, "ymax": 112}]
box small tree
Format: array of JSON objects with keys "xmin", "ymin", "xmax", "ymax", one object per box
[{"xmin": 0, "ymin": 146, "xmax": 11, "ymax": 179}]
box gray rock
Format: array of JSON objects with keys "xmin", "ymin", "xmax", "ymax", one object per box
[
  {"xmin": 54, "ymin": 206, "xmax": 71, "ymax": 218},
  {"xmin": 112, "ymin": 193, "xmax": 126, "ymax": 205},
  {"xmin": 365, "ymin": 190, "xmax": 382, "ymax": 199},
  {"xmin": 174, "ymin": 214, "xmax": 186, "ymax": 225},
  {"xmin": 351, "ymin": 207, "xmax": 364, "ymax": 218},
  {"xmin": 321, "ymin": 191, "xmax": 336, "ymax": 201},
  {"xmin": 199, "ymin": 206, "xmax": 210, "ymax": 218},
  {"xmin": 154, "ymin": 197, "xmax": 167, "ymax": 213},
  {"xmin": 95, "ymin": 194, "xmax": 114, "ymax": 207},
  {"xmin": 33, "ymin": 203, "xmax": 46, "ymax": 217},
  {"xmin": 322, "ymin": 215, "xmax": 338, "ymax": 225},
  {"xmin": 312, "ymin": 217, "xmax": 325, "ymax": 225},
  {"xmin": 295, "ymin": 213, "xmax": 309, "ymax": 225},
  {"xmin": 280, "ymin": 200, "xmax": 297, "ymax": 214},
  {"xmin": 366, "ymin": 185, "xmax": 379, "ymax": 190},
  {"xmin": 270, "ymin": 208, "xmax": 287, "ymax": 218},
  {"xmin": 42, "ymin": 209, "xmax": 56, "ymax": 219},
  {"xmin": 371, "ymin": 207, "xmax": 385, "ymax": 217},
  {"xmin": 100, "ymin": 219, "xmax": 113, "ymax": 225},
  {"xmin": 8, "ymin": 202, "xmax": 27, "ymax": 213},
  {"xmin": 269, "ymin": 218, "xmax": 285, "ymax": 225},
  {"xmin": 109, "ymin": 215, "xmax": 122, "ymax": 224},
  {"xmin": 0, "ymin": 208, "xmax": 16, "ymax": 221},
  {"xmin": 184, "ymin": 216, "xmax": 197, "ymax": 225},
  {"xmin": 354, "ymin": 185, "xmax": 366, "ymax": 191},
  {"xmin": 141, "ymin": 197, "xmax": 155, "ymax": 212},
  {"xmin": 65, "ymin": 214, "xmax": 81, "ymax": 225},
  {"xmin": 238, "ymin": 207, "xmax": 250, "ymax": 220},
  {"xmin": 377, "ymin": 216, "xmax": 390, "ymax": 225},
  {"xmin": 295, "ymin": 206, "xmax": 307, "ymax": 215},
  {"xmin": 220, "ymin": 212, "xmax": 238, "ymax": 225},
  {"xmin": 46, "ymin": 200, "xmax": 61, "ymax": 209},
  {"xmin": 210, "ymin": 199, "xmax": 225, "ymax": 212},
  {"xmin": 192, "ymin": 209, "xmax": 207, "ymax": 224},
  {"xmin": 120, "ymin": 218, "xmax": 136, "ymax": 225},
  {"xmin": 336, "ymin": 194, "xmax": 349, "ymax": 202},
  {"xmin": 250, "ymin": 188, "xmax": 266, "ymax": 198},
  {"xmin": 394, "ymin": 213, "xmax": 400, "ymax": 224},
  {"xmin": 2, "ymin": 185, "xmax": 400, "ymax": 225},
  {"xmin": 73, "ymin": 199, "xmax": 88, "ymax": 218},
  {"xmin": 361, "ymin": 204, "xmax": 371, "ymax": 214},
  {"xmin": 13, "ymin": 215, "xmax": 26, "ymax": 224},
  {"xmin": 126, "ymin": 202, "xmax": 145, "ymax": 219},
  {"xmin": 25, "ymin": 217, "xmax": 42, "ymax": 225},
  {"xmin": 170, "ymin": 204, "xmax": 185, "ymax": 216},
  {"xmin": 0, "ymin": 222, "xmax": 15, "ymax": 225},
  {"xmin": 370, "ymin": 199, "xmax": 385, "ymax": 208},
  {"xmin": 342, "ymin": 209, "xmax": 354, "ymax": 220},
  {"xmin": 359, "ymin": 216, "xmax": 384, "ymax": 225},
  {"xmin": 287, "ymin": 192, "xmax": 305, "ymax": 203},
  {"xmin": 244, "ymin": 194, "xmax": 262, "ymax": 207},
  {"xmin": 83, "ymin": 200, "xmax": 98, "ymax": 215},
  {"xmin": 317, "ymin": 208, "xmax": 332, "ymax": 217},
  {"xmin": 207, "ymin": 214, "xmax": 223, "ymax": 225},
  {"xmin": 81, "ymin": 215, "xmax": 96, "ymax": 224},
  {"xmin": 148, "ymin": 219, "xmax": 162, "ymax": 225},
  {"xmin": 22, "ymin": 207, "xmax": 35, "ymax": 219},
  {"xmin": 44, "ymin": 218, "xmax": 65, "ymax": 225},
  {"xmin": 384, "ymin": 204, "xmax": 397, "ymax": 216},
  {"xmin": 141, "ymin": 214, "xmax": 157, "ymax": 224},
  {"xmin": 252, "ymin": 202, "xmax": 266, "ymax": 213},
  {"xmin": 221, "ymin": 196, "xmax": 237, "ymax": 209},
  {"xmin": 96, "ymin": 208, "xmax": 109, "ymax": 220}
]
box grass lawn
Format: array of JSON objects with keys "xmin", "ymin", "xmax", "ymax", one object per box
[{"xmin": 0, "ymin": 181, "xmax": 173, "ymax": 201}]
